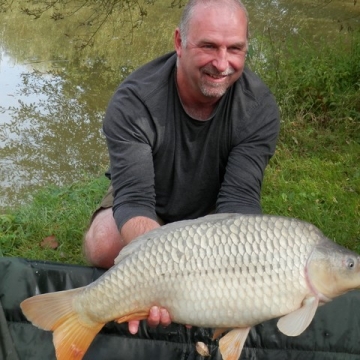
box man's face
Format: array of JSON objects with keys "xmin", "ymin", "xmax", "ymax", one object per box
[{"xmin": 175, "ymin": 2, "xmax": 248, "ymax": 102}]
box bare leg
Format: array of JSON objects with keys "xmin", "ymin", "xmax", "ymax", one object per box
[{"xmin": 83, "ymin": 208, "xmax": 124, "ymax": 269}]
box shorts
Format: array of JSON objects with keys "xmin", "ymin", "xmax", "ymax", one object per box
[
  {"xmin": 90, "ymin": 185, "xmax": 114, "ymax": 223},
  {"xmin": 98, "ymin": 185, "xmax": 114, "ymax": 209}
]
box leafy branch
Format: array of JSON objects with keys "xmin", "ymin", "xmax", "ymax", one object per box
[{"xmin": 3, "ymin": 0, "xmax": 154, "ymax": 49}]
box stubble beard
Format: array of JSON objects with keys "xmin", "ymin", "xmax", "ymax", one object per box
[
  {"xmin": 199, "ymin": 81, "xmax": 229, "ymax": 98},
  {"xmin": 199, "ymin": 66, "xmax": 235, "ymax": 99}
]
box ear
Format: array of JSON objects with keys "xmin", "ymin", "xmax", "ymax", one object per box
[{"xmin": 174, "ymin": 28, "xmax": 182, "ymax": 56}]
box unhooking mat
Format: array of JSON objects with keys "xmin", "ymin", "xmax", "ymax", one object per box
[{"xmin": 1, "ymin": 256, "xmax": 360, "ymax": 360}]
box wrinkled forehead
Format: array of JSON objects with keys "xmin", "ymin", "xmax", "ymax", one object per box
[
  {"xmin": 187, "ymin": 2, "xmax": 248, "ymax": 43},
  {"xmin": 190, "ymin": 1, "xmax": 247, "ymax": 22},
  {"xmin": 188, "ymin": 2, "xmax": 248, "ymax": 34}
]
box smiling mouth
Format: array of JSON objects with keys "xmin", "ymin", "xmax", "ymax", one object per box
[
  {"xmin": 202, "ymin": 67, "xmax": 234, "ymax": 80},
  {"xmin": 207, "ymin": 73, "xmax": 227, "ymax": 79}
]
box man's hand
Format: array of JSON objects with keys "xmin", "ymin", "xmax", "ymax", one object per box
[{"xmin": 128, "ymin": 306, "xmax": 171, "ymax": 334}]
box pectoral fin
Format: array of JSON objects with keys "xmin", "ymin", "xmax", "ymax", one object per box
[
  {"xmin": 196, "ymin": 342, "xmax": 210, "ymax": 357},
  {"xmin": 277, "ymin": 296, "xmax": 319, "ymax": 336},
  {"xmin": 219, "ymin": 327, "xmax": 250, "ymax": 360},
  {"xmin": 213, "ymin": 328, "xmax": 231, "ymax": 340},
  {"xmin": 114, "ymin": 310, "xmax": 149, "ymax": 323}
]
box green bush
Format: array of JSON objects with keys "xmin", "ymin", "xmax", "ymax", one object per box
[{"xmin": 249, "ymin": 30, "xmax": 360, "ymax": 125}]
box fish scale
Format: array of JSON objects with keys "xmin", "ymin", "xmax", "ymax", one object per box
[
  {"xmin": 75, "ymin": 215, "xmax": 313, "ymax": 327},
  {"xmin": 21, "ymin": 213, "xmax": 360, "ymax": 360}
]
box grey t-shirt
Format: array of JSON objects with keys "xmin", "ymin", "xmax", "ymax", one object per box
[{"xmin": 103, "ymin": 52, "xmax": 280, "ymax": 229}]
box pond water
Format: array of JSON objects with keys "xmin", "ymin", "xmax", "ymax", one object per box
[{"xmin": 0, "ymin": 0, "xmax": 359, "ymax": 209}]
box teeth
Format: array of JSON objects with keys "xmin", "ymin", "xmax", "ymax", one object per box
[{"xmin": 209, "ymin": 74, "xmax": 224, "ymax": 79}]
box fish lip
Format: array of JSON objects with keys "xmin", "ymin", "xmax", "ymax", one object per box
[{"xmin": 305, "ymin": 248, "xmax": 332, "ymax": 303}]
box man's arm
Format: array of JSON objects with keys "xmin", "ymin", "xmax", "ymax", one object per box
[
  {"xmin": 217, "ymin": 92, "xmax": 280, "ymax": 214},
  {"xmin": 103, "ymin": 87, "xmax": 159, "ymax": 231},
  {"xmin": 120, "ymin": 216, "xmax": 161, "ymax": 246}
]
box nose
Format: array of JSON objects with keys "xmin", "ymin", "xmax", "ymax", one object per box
[{"xmin": 212, "ymin": 47, "xmax": 229, "ymax": 72}]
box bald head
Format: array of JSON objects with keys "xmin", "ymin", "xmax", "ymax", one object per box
[{"xmin": 179, "ymin": 0, "xmax": 249, "ymax": 48}]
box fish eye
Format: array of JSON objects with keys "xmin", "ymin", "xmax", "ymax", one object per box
[{"xmin": 347, "ymin": 258, "xmax": 355, "ymax": 269}]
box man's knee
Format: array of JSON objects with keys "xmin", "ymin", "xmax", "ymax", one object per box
[{"xmin": 83, "ymin": 208, "xmax": 123, "ymax": 268}]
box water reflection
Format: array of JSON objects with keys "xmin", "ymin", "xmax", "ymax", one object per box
[
  {"xmin": 0, "ymin": 58, "xmax": 110, "ymax": 207},
  {"xmin": 0, "ymin": 0, "xmax": 181, "ymax": 209},
  {"xmin": 0, "ymin": 50, "xmax": 137, "ymax": 207},
  {"xmin": 0, "ymin": 0, "xmax": 359, "ymax": 209}
]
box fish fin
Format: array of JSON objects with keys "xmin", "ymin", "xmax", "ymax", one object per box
[
  {"xmin": 21, "ymin": 288, "xmax": 104, "ymax": 360},
  {"xmin": 219, "ymin": 327, "xmax": 250, "ymax": 360},
  {"xmin": 196, "ymin": 342, "xmax": 211, "ymax": 357},
  {"xmin": 53, "ymin": 314, "xmax": 104, "ymax": 360},
  {"xmin": 114, "ymin": 309, "xmax": 149, "ymax": 323},
  {"xmin": 212, "ymin": 327, "xmax": 231, "ymax": 340},
  {"xmin": 277, "ymin": 296, "xmax": 319, "ymax": 336}
]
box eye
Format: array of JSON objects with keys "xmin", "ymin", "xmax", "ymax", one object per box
[
  {"xmin": 202, "ymin": 44, "xmax": 215, "ymax": 50},
  {"xmin": 228, "ymin": 43, "xmax": 247, "ymax": 54},
  {"xmin": 347, "ymin": 258, "xmax": 355, "ymax": 269}
]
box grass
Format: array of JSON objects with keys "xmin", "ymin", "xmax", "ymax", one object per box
[
  {"xmin": 262, "ymin": 134, "xmax": 359, "ymax": 251},
  {"xmin": 249, "ymin": 28, "xmax": 360, "ymax": 252},
  {"xmin": 0, "ymin": 175, "xmax": 109, "ymax": 264},
  {"xmin": 0, "ymin": 28, "xmax": 359, "ymax": 265}
]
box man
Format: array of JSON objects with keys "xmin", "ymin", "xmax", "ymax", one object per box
[{"xmin": 84, "ymin": 0, "xmax": 280, "ymax": 334}]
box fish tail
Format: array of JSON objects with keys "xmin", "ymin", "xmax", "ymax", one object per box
[{"xmin": 20, "ymin": 287, "xmax": 104, "ymax": 360}]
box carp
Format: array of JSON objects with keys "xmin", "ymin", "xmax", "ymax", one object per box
[{"xmin": 20, "ymin": 213, "xmax": 360, "ymax": 360}]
